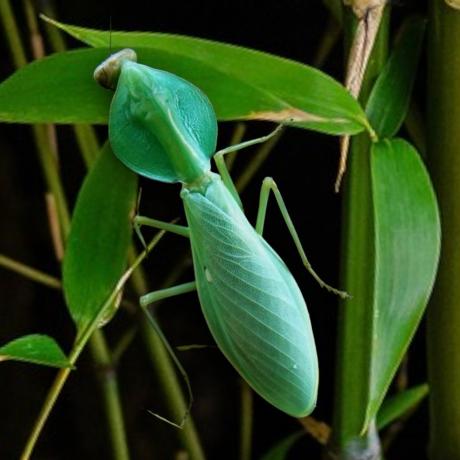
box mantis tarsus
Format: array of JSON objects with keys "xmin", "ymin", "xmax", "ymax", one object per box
[{"xmin": 95, "ymin": 49, "xmax": 346, "ymax": 418}]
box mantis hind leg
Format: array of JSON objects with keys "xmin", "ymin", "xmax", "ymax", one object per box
[{"xmin": 256, "ymin": 177, "xmax": 349, "ymax": 299}]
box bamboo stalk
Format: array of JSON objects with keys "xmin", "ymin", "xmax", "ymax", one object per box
[
  {"xmin": 427, "ymin": 2, "xmax": 460, "ymax": 459},
  {"xmin": 90, "ymin": 330, "xmax": 131, "ymax": 460},
  {"xmin": 327, "ymin": 5, "xmax": 389, "ymax": 459}
]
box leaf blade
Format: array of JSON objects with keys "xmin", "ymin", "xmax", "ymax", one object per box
[
  {"xmin": 377, "ymin": 384, "xmax": 429, "ymax": 430},
  {"xmin": 0, "ymin": 18, "xmax": 369, "ymax": 135},
  {"xmin": 366, "ymin": 139, "xmax": 440, "ymax": 428},
  {"xmin": 366, "ymin": 17, "xmax": 425, "ymax": 139},
  {"xmin": 0, "ymin": 334, "xmax": 71, "ymax": 368},
  {"xmin": 260, "ymin": 431, "xmax": 303, "ymax": 460},
  {"xmin": 63, "ymin": 143, "xmax": 137, "ymax": 331}
]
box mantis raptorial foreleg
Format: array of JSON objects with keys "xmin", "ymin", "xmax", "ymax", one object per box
[
  {"xmin": 256, "ymin": 177, "xmax": 349, "ymax": 298},
  {"xmin": 214, "ymin": 124, "xmax": 285, "ymax": 206},
  {"xmin": 134, "ymin": 125, "xmax": 284, "ymax": 238},
  {"xmin": 134, "ymin": 216, "xmax": 190, "ymax": 238},
  {"xmin": 133, "ymin": 215, "xmax": 190, "ymax": 250}
]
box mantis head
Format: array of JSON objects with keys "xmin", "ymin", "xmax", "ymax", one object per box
[{"xmin": 94, "ymin": 49, "xmax": 218, "ymax": 185}]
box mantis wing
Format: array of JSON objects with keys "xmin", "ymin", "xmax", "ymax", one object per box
[{"xmin": 182, "ymin": 175, "xmax": 318, "ymax": 417}]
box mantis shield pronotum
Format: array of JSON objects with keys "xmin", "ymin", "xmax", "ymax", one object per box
[{"xmin": 94, "ymin": 49, "xmax": 347, "ymax": 417}]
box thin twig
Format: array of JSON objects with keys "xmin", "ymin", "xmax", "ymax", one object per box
[
  {"xmin": 0, "ymin": 254, "xmax": 61, "ymax": 289},
  {"xmin": 239, "ymin": 381, "xmax": 253, "ymax": 460}
]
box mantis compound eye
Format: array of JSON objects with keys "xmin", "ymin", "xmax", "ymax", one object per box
[{"xmin": 94, "ymin": 48, "xmax": 137, "ymax": 90}]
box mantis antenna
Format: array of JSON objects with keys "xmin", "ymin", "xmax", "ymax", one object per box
[{"xmin": 109, "ymin": 14, "xmax": 112, "ymax": 54}]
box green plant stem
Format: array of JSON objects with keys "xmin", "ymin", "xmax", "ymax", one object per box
[
  {"xmin": 112, "ymin": 326, "xmax": 138, "ymax": 365},
  {"xmin": 0, "ymin": 254, "xmax": 61, "ymax": 289},
  {"xmin": 74, "ymin": 124, "xmax": 100, "ymax": 167},
  {"xmin": 328, "ymin": 6, "xmax": 389, "ymax": 460},
  {"xmin": 90, "ymin": 331, "xmax": 130, "ymax": 460},
  {"xmin": 21, "ymin": 333, "xmax": 131, "ymax": 460},
  {"xmin": 313, "ymin": 14, "xmax": 342, "ymax": 68},
  {"xmin": 40, "ymin": 0, "xmax": 66, "ymax": 52},
  {"xmin": 20, "ymin": 367, "xmax": 72, "ymax": 460},
  {"xmin": 0, "ymin": 0, "xmax": 27, "ymax": 67},
  {"xmin": 239, "ymin": 381, "xmax": 253, "ymax": 460},
  {"xmin": 427, "ymin": 2, "xmax": 460, "ymax": 459},
  {"xmin": 33, "ymin": 124, "xmax": 70, "ymax": 237}
]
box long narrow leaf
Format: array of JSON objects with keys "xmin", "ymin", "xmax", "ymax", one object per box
[
  {"xmin": 366, "ymin": 17, "xmax": 425, "ymax": 139},
  {"xmin": 0, "ymin": 17, "xmax": 370, "ymax": 135},
  {"xmin": 260, "ymin": 432, "xmax": 303, "ymax": 460},
  {"xmin": 63, "ymin": 144, "xmax": 137, "ymax": 332},
  {"xmin": 377, "ymin": 384, "xmax": 429, "ymax": 430},
  {"xmin": 0, "ymin": 49, "xmax": 109, "ymax": 124},
  {"xmin": 54, "ymin": 18, "xmax": 366, "ymax": 134}
]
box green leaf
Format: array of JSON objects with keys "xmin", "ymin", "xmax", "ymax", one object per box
[
  {"xmin": 0, "ymin": 49, "xmax": 110, "ymax": 124},
  {"xmin": 377, "ymin": 384, "xmax": 429, "ymax": 430},
  {"xmin": 260, "ymin": 432, "xmax": 303, "ymax": 460},
  {"xmin": 364, "ymin": 138, "xmax": 440, "ymax": 429},
  {"xmin": 63, "ymin": 143, "xmax": 137, "ymax": 332},
  {"xmin": 0, "ymin": 18, "xmax": 369, "ymax": 136},
  {"xmin": 366, "ymin": 17, "xmax": 425, "ymax": 139},
  {"xmin": 0, "ymin": 334, "xmax": 71, "ymax": 368}
]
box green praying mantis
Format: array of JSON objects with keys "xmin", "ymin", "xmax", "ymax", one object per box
[{"xmin": 94, "ymin": 49, "xmax": 346, "ymax": 418}]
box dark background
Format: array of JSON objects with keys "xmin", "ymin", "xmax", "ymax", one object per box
[{"xmin": 0, "ymin": 1, "xmax": 428, "ymax": 459}]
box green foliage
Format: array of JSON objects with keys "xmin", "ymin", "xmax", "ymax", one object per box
[
  {"xmin": 63, "ymin": 143, "xmax": 138, "ymax": 332},
  {"xmin": 260, "ymin": 431, "xmax": 303, "ymax": 460},
  {"xmin": 367, "ymin": 139, "xmax": 440, "ymax": 428},
  {"xmin": 332, "ymin": 10, "xmax": 441, "ymax": 454},
  {"xmin": 0, "ymin": 49, "xmax": 110, "ymax": 123},
  {"xmin": 0, "ymin": 16, "xmax": 369, "ymax": 136},
  {"xmin": 377, "ymin": 384, "xmax": 429, "ymax": 430},
  {"xmin": 0, "ymin": 334, "xmax": 71, "ymax": 368},
  {"xmin": 0, "ymin": 3, "xmax": 446, "ymax": 458},
  {"xmin": 366, "ymin": 17, "xmax": 426, "ymax": 139}
]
